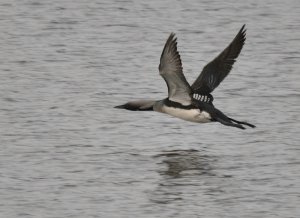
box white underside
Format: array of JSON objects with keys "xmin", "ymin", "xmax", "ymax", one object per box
[{"xmin": 161, "ymin": 106, "xmax": 212, "ymax": 123}]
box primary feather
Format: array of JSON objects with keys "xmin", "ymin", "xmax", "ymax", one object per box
[
  {"xmin": 159, "ymin": 33, "xmax": 192, "ymax": 105},
  {"xmin": 191, "ymin": 25, "xmax": 246, "ymax": 95}
]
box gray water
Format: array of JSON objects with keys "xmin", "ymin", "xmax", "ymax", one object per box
[{"xmin": 1, "ymin": 0, "xmax": 300, "ymax": 217}]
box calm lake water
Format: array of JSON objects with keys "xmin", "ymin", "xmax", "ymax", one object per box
[{"xmin": 0, "ymin": 0, "xmax": 300, "ymax": 217}]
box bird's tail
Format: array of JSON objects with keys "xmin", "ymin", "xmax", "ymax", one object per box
[{"xmin": 213, "ymin": 109, "xmax": 256, "ymax": 130}]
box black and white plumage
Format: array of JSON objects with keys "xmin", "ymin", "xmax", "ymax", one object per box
[{"xmin": 115, "ymin": 25, "xmax": 255, "ymax": 129}]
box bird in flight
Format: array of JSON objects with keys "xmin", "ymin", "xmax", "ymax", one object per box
[{"xmin": 115, "ymin": 25, "xmax": 255, "ymax": 129}]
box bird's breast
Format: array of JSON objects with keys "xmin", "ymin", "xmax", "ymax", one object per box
[{"xmin": 161, "ymin": 105, "xmax": 212, "ymax": 123}]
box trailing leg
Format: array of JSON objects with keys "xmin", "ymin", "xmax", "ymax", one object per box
[
  {"xmin": 214, "ymin": 117, "xmax": 246, "ymax": 129},
  {"xmin": 228, "ymin": 117, "xmax": 256, "ymax": 128}
]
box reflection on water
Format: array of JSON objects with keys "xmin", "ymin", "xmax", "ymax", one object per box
[
  {"xmin": 150, "ymin": 149, "xmax": 220, "ymax": 205},
  {"xmin": 156, "ymin": 149, "xmax": 216, "ymax": 178}
]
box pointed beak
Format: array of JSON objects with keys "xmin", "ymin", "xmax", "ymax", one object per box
[{"xmin": 114, "ymin": 104, "xmax": 125, "ymax": 109}]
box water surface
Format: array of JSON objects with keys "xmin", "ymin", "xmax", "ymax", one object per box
[{"xmin": 0, "ymin": 0, "xmax": 300, "ymax": 217}]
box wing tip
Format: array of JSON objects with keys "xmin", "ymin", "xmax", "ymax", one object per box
[
  {"xmin": 240, "ymin": 24, "xmax": 247, "ymax": 41},
  {"xmin": 161, "ymin": 32, "xmax": 180, "ymax": 60},
  {"xmin": 167, "ymin": 32, "xmax": 177, "ymax": 43}
]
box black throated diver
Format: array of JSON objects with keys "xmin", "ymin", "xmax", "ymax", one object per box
[{"xmin": 115, "ymin": 25, "xmax": 255, "ymax": 129}]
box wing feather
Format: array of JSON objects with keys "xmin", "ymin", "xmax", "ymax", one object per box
[
  {"xmin": 191, "ymin": 25, "xmax": 246, "ymax": 95},
  {"xmin": 159, "ymin": 33, "xmax": 192, "ymax": 105}
]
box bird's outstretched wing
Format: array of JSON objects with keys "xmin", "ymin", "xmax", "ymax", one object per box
[
  {"xmin": 191, "ymin": 25, "xmax": 246, "ymax": 95},
  {"xmin": 159, "ymin": 33, "xmax": 192, "ymax": 105}
]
